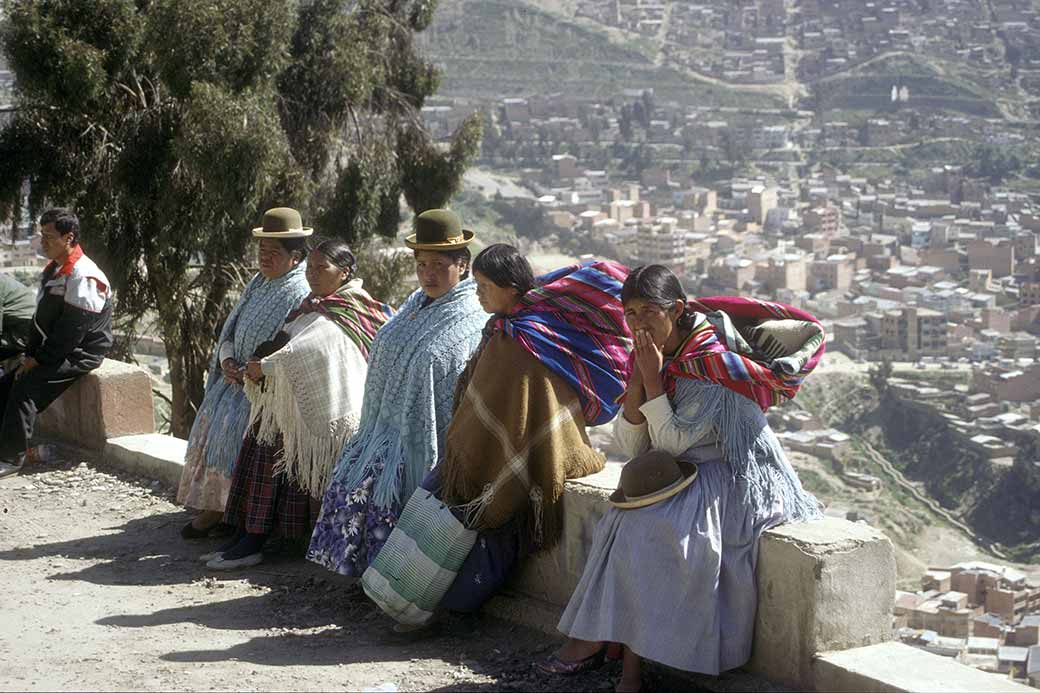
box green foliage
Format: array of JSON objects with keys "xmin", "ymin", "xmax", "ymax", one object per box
[
  {"xmin": 964, "ymin": 144, "xmax": 1023, "ymax": 184},
  {"xmin": 869, "ymin": 357, "xmax": 894, "ymax": 396},
  {"xmin": 353, "ymin": 240, "xmax": 416, "ymax": 308},
  {"xmin": 0, "ymin": 0, "xmax": 482, "ymax": 435}
]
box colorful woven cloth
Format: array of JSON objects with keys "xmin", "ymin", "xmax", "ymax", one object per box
[
  {"xmin": 495, "ymin": 261, "xmax": 631, "ymax": 426},
  {"xmin": 659, "ymin": 296, "xmax": 825, "ymax": 411},
  {"xmin": 285, "ymin": 281, "xmax": 393, "ymax": 359}
]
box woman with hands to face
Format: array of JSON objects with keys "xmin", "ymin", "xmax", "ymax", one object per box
[{"xmin": 543, "ymin": 265, "xmax": 821, "ymax": 693}]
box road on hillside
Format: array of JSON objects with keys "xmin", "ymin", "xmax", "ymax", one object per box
[{"xmin": 0, "ymin": 449, "xmax": 720, "ymax": 692}]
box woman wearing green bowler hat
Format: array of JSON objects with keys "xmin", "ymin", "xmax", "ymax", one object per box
[
  {"xmin": 307, "ymin": 209, "xmax": 486, "ymax": 578},
  {"xmin": 177, "ymin": 208, "xmax": 312, "ymax": 539}
]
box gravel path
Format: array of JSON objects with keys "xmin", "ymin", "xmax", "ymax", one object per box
[{"xmin": 0, "ymin": 448, "xmax": 707, "ymax": 692}]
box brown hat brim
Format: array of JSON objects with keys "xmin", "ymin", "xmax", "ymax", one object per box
[
  {"xmin": 252, "ymin": 227, "xmax": 314, "ymax": 239},
  {"xmin": 404, "ymin": 229, "xmax": 475, "ymax": 251},
  {"xmin": 609, "ymin": 461, "xmax": 699, "ymax": 510}
]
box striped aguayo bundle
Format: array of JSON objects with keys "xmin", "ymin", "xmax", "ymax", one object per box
[
  {"xmin": 662, "ymin": 296, "xmax": 826, "ymax": 411},
  {"xmin": 496, "ymin": 260, "xmax": 632, "ymax": 426}
]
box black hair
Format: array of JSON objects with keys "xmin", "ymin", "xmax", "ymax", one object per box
[
  {"xmin": 313, "ymin": 238, "xmax": 357, "ymax": 281},
  {"xmin": 269, "ymin": 236, "xmax": 309, "ymax": 262},
  {"xmin": 414, "ymin": 247, "xmax": 472, "ymax": 279},
  {"xmin": 473, "ymin": 243, "xmax": 536, "ymax": 296},
  {"xmin": 39, "ymin": 208, "xmax": 80, "ymax": 246},
  {"xmin": 620, "ymin": 264, "xmax": 696, "ymax": 330}
]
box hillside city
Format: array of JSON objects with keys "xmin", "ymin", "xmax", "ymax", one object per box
[
  {"xmin": 2, "ymin": 0, "xmax": 1040, "ymax": 689},
  {"xmin": 414, "ymin": 0, "xmax": 1040, "ymax": 685}
]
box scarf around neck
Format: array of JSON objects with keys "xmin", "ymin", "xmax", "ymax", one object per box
[{"xmin": 286, "ymin": 279, "xmax": 394, "ymax": 359}]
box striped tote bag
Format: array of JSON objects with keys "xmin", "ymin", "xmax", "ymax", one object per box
[{"xmin": 362, "ymin": 487, "xmax": 477, "ymax": 626}]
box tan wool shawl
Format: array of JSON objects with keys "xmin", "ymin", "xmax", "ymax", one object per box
[{"xmin": 440, "ymin": 331, "xmax": 605, "ymax": 552}]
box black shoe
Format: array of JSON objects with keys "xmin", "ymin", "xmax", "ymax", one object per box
[{"xmin": 181, "ymin": 520, "xmax": 212, "ymax": 540}]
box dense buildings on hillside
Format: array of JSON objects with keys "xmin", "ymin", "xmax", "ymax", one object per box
[{"xmin": 897, "ymin": 561, "xmax": 1040, "ymax": 682}]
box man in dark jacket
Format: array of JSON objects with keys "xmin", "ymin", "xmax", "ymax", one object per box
[
  {"xmin": 0, "ymin": 273, "xmax": 37, "ymax": 364},
  {"xmin": 0, "ymin": 208, "xmax": 113, "ymax": 464}
]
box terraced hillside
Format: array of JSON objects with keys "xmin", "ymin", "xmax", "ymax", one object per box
[
  {"xmin": 423, "ymin": 0, "xmax": 1034, "ymax": 123},
  {"xmin": 418, "ymin": 0, "xmax": 785, "ymax": 108}
]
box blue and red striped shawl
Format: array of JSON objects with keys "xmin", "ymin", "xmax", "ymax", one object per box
[{"xmin": 493, "ymin": 261, "xmax": 632, "ymax": 426}]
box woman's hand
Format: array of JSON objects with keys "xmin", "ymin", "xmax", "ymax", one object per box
[
  {"xmin": 633, "ymin": 329, "xmax": 663, "ymax": 380},
  {"xmin": 634, "ymin": 329, "xmax": 665, "ymax": 402},
  {"xmin": 622, "ymin": 362, "xmax": 646, "ymax": 424},
  {"xmin": 221, "ymin": 358, "xmax": 244, "ymax": 385},
  {"xmin": 244, "ymin": 359, "xmax": 264, "ymax": 383}
]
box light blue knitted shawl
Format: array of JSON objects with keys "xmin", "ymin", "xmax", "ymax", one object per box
[
  {"xmin": 330, "ymin": 278, "xmax": 485, "ymax": 509},
  {"xmin": 186, "ymin": 263, "xmax": 310, "ymax": 477},
  {"xmin": 672, "ymin": 378, "xmax": 822, "ymax": 522}
]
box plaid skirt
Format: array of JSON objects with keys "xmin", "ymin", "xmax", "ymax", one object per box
[{"xmin": 223, "ymin": 423, "xmax": 313, "ymax": 538}]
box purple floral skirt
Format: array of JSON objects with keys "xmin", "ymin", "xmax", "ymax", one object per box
[{"xmin": 306, "ymin": 465, "xmax": 403, "ymax": 577}]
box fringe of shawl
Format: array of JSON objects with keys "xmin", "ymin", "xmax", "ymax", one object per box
[
  {"xmin": 672, "ymin": 379, "xmax": 822, "ymax": 522},
  {"xmin": 245, "ymin": 376, "xmax": 360, "ymax": 496}
]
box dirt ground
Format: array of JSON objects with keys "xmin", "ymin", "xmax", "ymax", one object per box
[{"xmin": 0, "ymin": 449, "xmax": 717, "ymax": 693}]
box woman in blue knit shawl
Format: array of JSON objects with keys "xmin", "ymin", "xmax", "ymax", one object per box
[
  {"xmin": 308, "ymin": 209, "xmax": 486, "ymax": 578},
  {"xmin": 178, "ymin": 208, "xmax": 312, "ymax": 538}
]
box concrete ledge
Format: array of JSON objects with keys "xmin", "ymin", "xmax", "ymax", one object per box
[
  {"xmin": 103, "ymin": 434, "xmax": 186, "ymax": 488},
  {"xmin": 814, "ymin": 642, "xmax": 1034, "ymax": 692},
  {"xmin": 38, "ymin": 359, "xmax": 156, "ymax": 450}
]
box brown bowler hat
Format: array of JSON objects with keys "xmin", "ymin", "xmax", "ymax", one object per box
[
  {"xmin": 610, "ymin": 449, "xmax": 699, "ymax": 510},
  {"xmin": 252, "ymin": 207, "xmax": 313, "ymax": 239},
  {"xmin": 404, "ymin": 209, "xmax": 475, "ymax": 250}
]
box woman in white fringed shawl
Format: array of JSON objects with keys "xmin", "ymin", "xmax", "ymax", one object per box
[{"xmin": 203, "ymin": 239, "xmax": 393, "ymax": 570}]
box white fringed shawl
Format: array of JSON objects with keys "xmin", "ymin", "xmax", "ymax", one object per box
[{"xmin": 244, "ymin": 304, "xmax": 368, "ymax": 496}]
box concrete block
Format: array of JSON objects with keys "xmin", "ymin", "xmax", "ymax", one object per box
[
  {"xmin": 814, "ymin": 642, "xmax": 1035, "ymax": 692},
  {"xmin": 750, "ymin": 518, "xmax": 896, "ymax": 690},
  {"xmin": 38, "ymin": 359, "xmax": 156, "ymax": 450},
  {"xmin": 103, "ymin": 434, "xmax": 186, "ymax": 488}
]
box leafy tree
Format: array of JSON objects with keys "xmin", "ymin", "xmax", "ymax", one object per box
[
  {"xmin": 0, "ymin": 0, "xmax": 481, "ymax": 436},
  {"xmin": 868, "ymin": 357, "xmax": 894, "ymax": 397}
]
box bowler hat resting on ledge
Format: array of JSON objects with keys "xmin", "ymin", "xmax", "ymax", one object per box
[
  {"xmin": 610, "ymin": 449, "xmax": 699, "ymax": 510},
  {"xmin": 405, "ymin": 209, "xmax": 474, "ymax": 250}
]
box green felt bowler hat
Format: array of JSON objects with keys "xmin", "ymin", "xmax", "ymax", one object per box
[
  {"xmin": 405, "ymin": 209, "xmax": 475, "ymax": 250},
  {"xmin": 252, "ymin": 207, "xmax": 313, "ymax": 239}
]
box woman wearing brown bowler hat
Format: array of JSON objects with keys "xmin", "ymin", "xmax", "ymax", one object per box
[
  {"xmin": 541, "ymin": 265, "xmax": 823, "ymax": 693},
  {"xmin": 307, "ymin": 209, "xmax": 486, "ymax": 578},
  {"xmin": 178, "ymin": 208, "xmax": 312, "ymax": 539}
]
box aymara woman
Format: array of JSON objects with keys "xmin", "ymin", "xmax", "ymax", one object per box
[
  {"xmin": 178, "ymin": 208, "xmax": 312, "ymax": 539},
  {"xmin": 421, "ymin": 245, "xmax": 632, "ymax": 616},
  {"xmin": 307, "ymin": 209, "xmax": 486, "ymax": 578},
  {"xmin": 542, "ymin": 265, "xmax": 825, "ymax": 693},
  {"xmin": 202, "ymin": 239, "xmax": 394, "ymax": 570}
]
